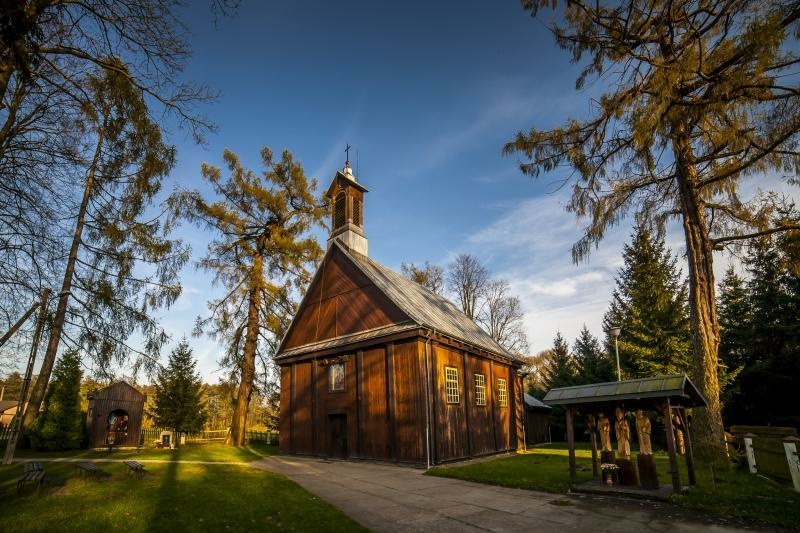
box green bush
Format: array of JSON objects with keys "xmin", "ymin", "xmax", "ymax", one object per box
[{"xmin": 28, "ymin": 349, "xmax": 84, "ymax": 451}]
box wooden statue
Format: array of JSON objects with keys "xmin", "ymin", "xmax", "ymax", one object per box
[
  {"xmin": 598, "ymin": 412, "xmax": 612, "ymax": 452},
  {"xmin": 615, "ymin": 407, "xmax": 631, "ymax": 458},
  {"xmin": 673, "ymin": 414, "xmax": 686, "ymax": 455},
  {"xmin": 635, "ymin": 409, "xmax": 652, "ymax": 455}
]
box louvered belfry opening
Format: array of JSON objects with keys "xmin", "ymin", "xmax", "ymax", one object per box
[{"xmin": 325, "ymin": 160, "xmax": 369, "ymax": 256}]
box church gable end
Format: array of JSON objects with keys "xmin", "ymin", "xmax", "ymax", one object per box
[{"xmin": 280, "ymin": 245, "xmax": 409, "ymax": 351}]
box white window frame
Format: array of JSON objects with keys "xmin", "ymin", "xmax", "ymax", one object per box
[
  {"xmin": 497, "ymin": 378, "xmax": 508, "ymax": 407},
  {"xmin": 474, "ymin": 373, "xmax": 487, "ymax": 406},
  {"xmin": 445, "ymin": 366, "xmax": 460, "ymax": 404}
]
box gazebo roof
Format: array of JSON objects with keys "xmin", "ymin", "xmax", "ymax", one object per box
[{"xmin": 542, "ymin": 374, "xmax": 707, "ymax": 408}]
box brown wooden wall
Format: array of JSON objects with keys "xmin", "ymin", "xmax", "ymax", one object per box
[
  {"xmin": 86, "ymin": 383, "xmax": 145, "ymax": 448},
  {"xmin": 281, "ymin": 246, "xmax": 409, "ymax": 351},
  {"xmin": 279, "ymin": 335, "xmax": 520, "ymax": 465}
]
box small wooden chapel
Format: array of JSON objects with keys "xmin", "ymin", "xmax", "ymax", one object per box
[{"xmin": 276, "ymin": 159, "xmax": 524, "ymax": 466}]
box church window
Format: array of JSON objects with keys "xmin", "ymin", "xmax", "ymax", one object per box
[
  {"xmin": 329, "ymin": 362, "xmax": 345, "ymax": 392},
  {"xmin": 445, "ymin": 367, "xmax": 460, "ymax": 404},
  {"xmin": 497, "ymin": 378, "xmax": 508, "ymax": 407},
  {"xmin": 334, "ymin": 190, "xmax": 346, "ymax": 229},
  {"xmin": 474, "ymin": 373, "xmax": 486, "ymax": 406}
]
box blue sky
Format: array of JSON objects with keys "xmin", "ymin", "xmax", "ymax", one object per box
[{"xmin": 128, "ymin": 1, "xmax": 795, "ymax": 381}]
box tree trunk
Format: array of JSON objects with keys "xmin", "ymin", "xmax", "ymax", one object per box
[
  {"xmin": 672, "ymin": 127, "xmax": 727, "ymax": 461},
  {"xmin": 229, "ymin": 250, "xmax": 263, "ymax": 446},
  {"xmin": 23, "ymin": 124, "xmax": 105, "ymax": 429}
]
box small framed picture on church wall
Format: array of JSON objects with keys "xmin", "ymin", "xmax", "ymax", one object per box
[{"xmin": 329, "ymin": 362, "xmax": 345, "ymax": 392}]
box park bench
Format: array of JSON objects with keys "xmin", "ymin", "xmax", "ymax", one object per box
[
  {"xmin": 75, "ymin": 461, "xmax": 101, "ymax": 478},
  {"xmin": 123, "ymin": 460, "xmax": 146, "ymax": 476},
  {"xmin": 18, "ymin": 463, "xmax": 46, "ymax": 493}
]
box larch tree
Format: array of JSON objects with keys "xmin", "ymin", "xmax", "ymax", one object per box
[
  {"xmin": 506, "ymin": 0, "xmax": 800, "ymax": 457},
  {"xmin": 601, "ymin": 226, "xmax": 692, "ymax": 379},
  {"xmin": 477, "ymin": 279, "xmax": 530, "ymax": 355},
  {"xmin": 170, "ymin": 147, "xmax": 325, "ymax": 446},
  {"xmin": 24, "ymin": 63, "xmax": 187, "ymax": 428},
  {"xmin": 446, "ymin": 254, "xmax": 489, "ymax": 320},
  {"xmin": 151, "ymin": 340, "xmax": 207, "ymax": 443},
  {"xmin": 401, "ymin": 261, "xmax": 445, "ymax": 294}
]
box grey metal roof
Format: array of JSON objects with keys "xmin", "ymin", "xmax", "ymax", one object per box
[
  {"xmin": 336, "ymin": 241, "xmax": 515, "ymax": 360},
  {"xmin": 524, "ymin": 393, "xmax": 552, "ymax": 411},
  {"xmin": 542, "ymin": 375, "xmax": 707, "ymax": 407},
  {"xmin": 278, "ymin": 322, "xmax": 419, "ymax": 359}
]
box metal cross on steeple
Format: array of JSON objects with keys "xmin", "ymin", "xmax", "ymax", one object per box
[{"xmin": 345, "ymin": 144, "xmax": 351, "ymax": 165}]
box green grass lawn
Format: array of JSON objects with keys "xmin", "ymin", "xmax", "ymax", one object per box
[
  {"xmin": 427, "ymin": 443, "xmax": 800, "ymax": 530},
  {"xmin": 0, "ymin": 444, "xmax": 365, "ymax": 532},
  {"xmin": 15, "ymin": 442, "xmax": 274, "ymax": 462}
]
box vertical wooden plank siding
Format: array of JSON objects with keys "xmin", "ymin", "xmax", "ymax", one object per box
[
  {"xmin": 290, "ymin": 364, "xmax": 296, "ymax": 453},
  {"xmin": 514, "ymin": 374, "xmax": 524, "ymax": 449},
  {"xmin": 356, "ymin": 349, "xmax": 364, "ymax": 458},
  {"xmin": 361, "ymin": 347, "xmax": 389, "ymax": 458},
  {"xmin": 461, "ymin": 350, "xmax": 473, "ymax": 457},
  {"xmin": 293, "ymin": 362, "xmax": 313, "ymax": 454},
  {"xmin": 311, "ymin": 358, "xmax": 318, "ymax": 454},
  {"xmin": 430, "ymin": 342, "xmax": 439, "ymax": 464},
  {"xmin": 386, "ymin": 342, "xmax": 398, "ymax": 461},
  {"xmin": 279, "ymin": 367, "xmax": 291, "ymax": 453},
  {"xmin": 489, "ymin": 360, "xmax": 498, "ymax": 451},
  {"xmin": 392, "ymin": 340, "xmax": 424, "ymax": 463}
]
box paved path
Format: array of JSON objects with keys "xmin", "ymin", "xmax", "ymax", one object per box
[{"xmin": 251, "ymin": 456, "xmax": 767, "ymax": 532}]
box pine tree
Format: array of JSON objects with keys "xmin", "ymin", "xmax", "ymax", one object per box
[
  {"xmin": 170, "ymin": 147, "xmax": 325, "ymax": 446},
  {"xmin": 152, "ymin": 340, "xmax": 206, "ymax": 442},
  {"xmin": 573, "ymin": 325, "xmax": 613, "ymax": 384},
  {"xmin": 602, "ymin": 226, "xmax": 692, "ymax": 378},
  {"xmin": 28, "ymin": 350, "xmax": 83, "ymax": 451},
  {"xmin": 505, "ymin": 0, "xmax": 800, "ymax": 456}
]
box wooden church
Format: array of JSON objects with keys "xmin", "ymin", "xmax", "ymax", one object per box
[{"xmin": 276, "ymin": 160, "xmax": 524, "ymax": 466}]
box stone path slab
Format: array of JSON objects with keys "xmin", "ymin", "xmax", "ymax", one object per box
[{"xmin": 251, "ymin": 456, "xmax": 770, "ymax": 532}]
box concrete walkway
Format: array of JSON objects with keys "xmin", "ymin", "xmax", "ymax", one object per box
[{"xmin": 251, "ymin": 456, "xmax": 767, "ymax": 532}]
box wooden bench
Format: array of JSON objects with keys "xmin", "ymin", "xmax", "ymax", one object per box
[
  {"xmin": 23, "ymin": 462, "xmax": 43, "ymax": 473},
  {"xmin": 75, "ymin": 461, "xmax": 101, "ymax": 478},
  {"xmin": 18, "ymin": 466, "xmax": 46, "ymax": 493},
  {"xmin": 123, "ymin": 460, "xmax": 145, "ymax": 476}
]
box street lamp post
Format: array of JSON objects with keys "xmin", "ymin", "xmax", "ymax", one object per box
[{"xmin": 610, "ymin": 326, "xmax": 622, "ymax": 381}]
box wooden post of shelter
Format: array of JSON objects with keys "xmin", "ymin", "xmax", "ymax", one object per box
[
  {"xmin": 678, "ymin": 407, "xmax": 696, "ymax": 485},
  {"xmin": 565, "ymin": 407, "xmax": 576, "ymax": 486},
  {"xmin": 589, "ymin": 417, "xmax": 598, "ymax": 479},
  {"xmin": 662, "ymin": 399, "xmax": 681, "ymax": 492}
]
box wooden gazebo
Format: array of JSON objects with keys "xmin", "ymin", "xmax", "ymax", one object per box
[{"xmin": 543, "ymin": 375, "xmax": 707, "ymax": 493}]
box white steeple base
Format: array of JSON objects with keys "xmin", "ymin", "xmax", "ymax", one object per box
[{"xmin": 328, "ymin": 225, "xmax": 368, "ymax": 256}]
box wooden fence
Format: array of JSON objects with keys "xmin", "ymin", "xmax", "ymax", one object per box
[{"xmin": 139, "ymin": 428, "xmax": 278, "ymax": 446}]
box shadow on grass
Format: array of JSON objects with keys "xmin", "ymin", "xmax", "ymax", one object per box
[{"xmin": 144, "ymin": 451, "xmax": 180, "ymax": 533}]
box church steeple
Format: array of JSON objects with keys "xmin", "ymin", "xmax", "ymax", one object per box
[{"xmin": 325, "ymin": 154, "xmax": 368, "ymax": 255}]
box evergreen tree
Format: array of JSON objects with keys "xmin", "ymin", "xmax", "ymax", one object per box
[
  {"xmin": 573, "ymin": 325, "xmax": 613, "ymax": 384},
  {"xmin": 732, "ymin": 236, "xmax": 800, "ymax": 427},
  {"xmin": 152, "ymin": 340, "xmax": 207, "ymax": 441},
  {"xmin": 28, "ymin": 349, "xmax": 83, "ymax": 451},
  {"xmin": 602, "ymin": 226, "xmax": 692, "ymax": 378},
  {"xmin": 717, "ymin": 267, "xmax": 750, "ymax": 419},
  {"xmin": 541, "ymin": 332, "xmax": 576, "ymax": 390},
  {"xmin": 170, "ymin": 147, "xmax": 325, "ymax": 446}
]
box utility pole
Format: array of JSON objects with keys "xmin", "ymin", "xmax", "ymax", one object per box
[{"xmin": 3, "ymin": 289, "xmax": 51, "ymax": 465}]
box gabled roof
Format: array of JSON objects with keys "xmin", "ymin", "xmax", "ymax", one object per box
[
  {"xmin": 325, "ymin": 170, "xmax": 368, "ymax": 197},
  {"xmin": 277, "ymin": 240, "xmax": 515, "ymax": 361},
  {"xmin": 524, "ymin": 393, "xmax": 552, "ymax": 411},
  {"xmin": 542, "ymin": 374, "xmax": 707, "ymax": 408},
  {"xmin": 91, "ymin": 381, "xmax": 145, "ymax": 400}
]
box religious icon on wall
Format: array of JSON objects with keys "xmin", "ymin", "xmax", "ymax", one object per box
[{"xmin": 329, "ymin": 362, "xmax": 345, "ymax": 392}]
